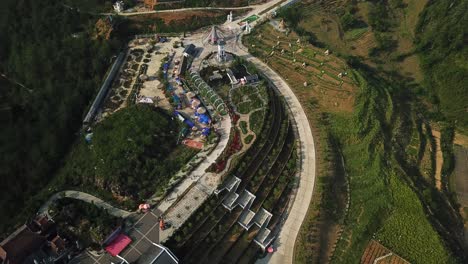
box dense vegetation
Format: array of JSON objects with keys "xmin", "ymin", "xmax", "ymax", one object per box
[
  {"xmin": 55, "ymin": 105, "xmax": 197, "ymax": 205},
  {"xmin": 331, "ymin": 70, "xmax": 457, "ymax": 263},
  {"xmin": 415, "ymin": 0, "xmax": 468, "ymax": 130},
  {"xmin": 52, "ymin": 198, "xmax": 123, "ymax": 249},
  {"xmin": 0, "ymin": 0, "xmax": 119, "ymax": 235},
  {"xmin": 270, "ymin": 1, "xmax": 468, "ymax": 262}
]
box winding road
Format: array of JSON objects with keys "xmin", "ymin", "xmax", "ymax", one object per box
[{"xmin": 235, "ymin": 50, "xmax": 316, "ymax": 264}]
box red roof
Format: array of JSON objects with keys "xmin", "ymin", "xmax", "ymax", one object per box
[
  {"xmin": 182, "ymin": 139, "xmax": 204, "ymax": 150},
  {"xmin": 105, "ymin": 234, "xmax": 132, "ymax": 257}
]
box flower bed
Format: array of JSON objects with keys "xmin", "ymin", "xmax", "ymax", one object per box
[{"xmin": 208, "ymin": 128, "xmax": 243, "ymax": 173}]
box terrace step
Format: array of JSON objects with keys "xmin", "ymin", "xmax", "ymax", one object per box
[
  {"xmin": 222, "ymin": 192, "xmax": 240, "ymax": 210},
  {"xmin": 238, "ymin": 210, "xmax": 256, "ymax": 229},
  {"xmin": 254, "ymin": 228, "xmax": 271, "ymax": 245},
  {"xmin": 252, "ymin": 208, "xmax": 272, "ymax": 228},
  {"xmin": 214, "ymin": 176, "xmax": 241, "ymax": 195},
  {"xmin": 236, "ymin": 190, "xmax": 255, "ymax": 209}
]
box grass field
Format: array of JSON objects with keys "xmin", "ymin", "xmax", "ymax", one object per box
[{"xmin": 245, "ymin": 24, "xmax": 356, "ymax": 113}]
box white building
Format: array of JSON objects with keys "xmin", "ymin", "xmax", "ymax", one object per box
[
  {"xmin": 217, "ymin": 40, "xmax": 226, "ymax": 62},
  {"xmin": 113, "ymin": 1, "xmax": 125, "ymax": 13}
]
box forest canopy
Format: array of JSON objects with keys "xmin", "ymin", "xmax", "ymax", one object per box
[
  {"xmin": 0, "ymin": 0, "xmax": 120, "ymax": 234},
  {"xmin": 416, "ymin": 0, "xmax": 468, "ymax": 129}
]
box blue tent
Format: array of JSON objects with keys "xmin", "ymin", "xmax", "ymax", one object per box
[
  {"xmin": 173, "ymin": 94, "xmax": 180, "ymax": 104},
  {"xmin": 202, "ymin": 127, "xmax": 211, "ymax": 136},
  {"xmin": 174, "ymin": 111, "xmax": 195, "ymax": 128},
  {"xmin": 198, "ymin": 114, "xmax": 211, "ymax": 125}
]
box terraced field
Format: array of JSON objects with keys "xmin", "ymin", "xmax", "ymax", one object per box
[
  {"xmin": 245, "ymin": 24, "xmax": 356, "ymax": 113},
  {"xmin": 164, "ymin": 85, "xmax": 298, "ymax": 263}
]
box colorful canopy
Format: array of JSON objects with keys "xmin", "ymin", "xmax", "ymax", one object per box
[
  {"xmin": 105, "ymin": 234, "xmax": 132, "ymax": 257},
  {"xmin": 198, "ymin": 114, "xmax": 211, "ymax": 124}
]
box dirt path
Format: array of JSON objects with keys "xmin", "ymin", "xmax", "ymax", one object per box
[
  {"xmin": 238, "ymin": 113, "xmax": 257, "ymax": 147},
  {"xmin": 431, "ymin": 130, "xmax": 443, "ymax": 190},
  {"xmin": 454, "ymin": 132, "xmax": 468, "ymax": 147}
]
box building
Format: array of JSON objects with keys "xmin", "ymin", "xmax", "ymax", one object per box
[
  {"xmin": 113, "ymin": 1, "xmax": 125, "ymax": 12},
  {"xmin": 240, "ymin": 74, "xmax": 259, "ymax": 85},
  {"xmin": 178, "ymin": 44, "xmax": 196, "ymax": 76},
  {"xmin": 0, "ymin": 215, "xmax": 73, "ymax": 264},
  {"xmin": 183, "ymin": 44, "xmax": 196, "ymax": 58},
  {"xmin": 50, "ymin": 236, "xmax": 67, "ymax": 256},
  {"xmin": 83, "ymin": 52, "xmax": 126, "ymax": 125},
  {"xmin": 144, "ymin": 0, "xmax": 157, "ymax": 10},
  {"xmin": 0, "ymin": 225, "xmax": 47, "ymax": 264}
]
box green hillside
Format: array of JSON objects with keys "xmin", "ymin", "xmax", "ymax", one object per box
[{"xmin": 416, "ymin": 0, "xmax": 468, "ymax": 131}]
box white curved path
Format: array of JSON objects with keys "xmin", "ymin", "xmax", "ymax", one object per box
[
  {"xmin": 38, "ymin": 190, "xmax": 132, "ymax": 218},
  {"xmin": 243, "ymin": 55, "xmax": 316, "ymax": 264}
]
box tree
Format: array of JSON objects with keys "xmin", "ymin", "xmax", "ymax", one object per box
[{"xmin": 340, "ymin": 12, "xmax": 357, "ymax": 31}]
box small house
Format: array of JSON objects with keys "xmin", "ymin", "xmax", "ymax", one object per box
[
  {"xmin": 242, "ymin": 74, "xmax": 259, "ymax": 84},
  {"xmin": 183, "ymin": 44, "xmax": 196, "ymax": 58}
]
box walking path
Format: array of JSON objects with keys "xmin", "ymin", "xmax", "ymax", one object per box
[
  {"xmin": 228, "ymin": 1, "xmax": 316, "ymax": 261},
  {"xmin": 38, "ymin": 190, "xmax": 132, "ymax": 218},
  {"xmin": 242, "ymin": 55, "xmax": 316, "ymax": 264},
  {"xmin": 155, "ymin": 116, "xmax": 232, "ymax": 213}
]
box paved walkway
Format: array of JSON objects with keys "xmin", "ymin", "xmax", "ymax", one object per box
[
  {"xmin": 230, "ymin": 1, "xmax": 316, "ymax": 262},
  {"xmin": 156, "ymin": 116, "xmax": 232, "ymax": 213},
  {"xmin": 38, "ymin": 190, "xmax": 132, "ymax": 218},
  {"xmin": 157, "ymin": 116, "xmax": 232, "ymax": 241},
  {"xmin": 239, "ymin": 54, "xmax": 316, "ymax": 264}
]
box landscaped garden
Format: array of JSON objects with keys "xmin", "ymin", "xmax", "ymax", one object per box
[
  {"xmin": 103, "ymin": 48, "xmax": 148, "ymax": 115},
  {"xmin": 231, "ymin": 84, "xmax": 267, "ymax": 115},
  {"xmin": 164, "ymin": 85, "xmax": 299, "ymax": 263}
]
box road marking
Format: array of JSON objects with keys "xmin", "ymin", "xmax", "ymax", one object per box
[{"xmin": 85, "ymin": 251, "xmax": 101, "ymax": 264}]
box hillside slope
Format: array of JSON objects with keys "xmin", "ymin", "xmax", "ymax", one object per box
[{"xmin": 415, "ymin": 0, "xmax": 468, "ymax": 130}]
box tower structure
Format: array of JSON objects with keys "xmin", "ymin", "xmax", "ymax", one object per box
[
  {"xmin": 203, "ymin": 26, "xmax": 225, "ymax": 45},
  {"xmin": 217, "ymin": 40, "xmax": 226, "ymax": 62},
  {"xmin": 245, "ymin": 21, "xmax": 251, "ymax": 34}
]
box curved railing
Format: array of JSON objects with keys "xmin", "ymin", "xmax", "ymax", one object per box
[{"xmin": 189, "ymin": 71, "xmax": 228, "ymax": 116}]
